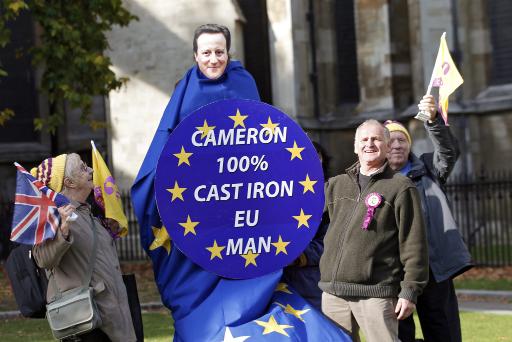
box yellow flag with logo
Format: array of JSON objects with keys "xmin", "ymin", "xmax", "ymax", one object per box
[
  {"xmin": 91, "ymin": 140, "xmax": 128, "ymax": 237},
  {"xmin": 431, "ymin": 32, "xmax": 464, "ymax": 125}
]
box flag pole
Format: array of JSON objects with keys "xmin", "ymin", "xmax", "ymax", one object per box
[
  {"xmin": 425, "ymin": 32, "xmax": 446, "ymax": 96},
  {"xmin": 415, "ymin": 32, "xmax": 446, "ymax": 122}
]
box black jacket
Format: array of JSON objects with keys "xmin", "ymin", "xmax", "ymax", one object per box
[
  {"xmin": 406, "ymin": 116, "xmax": 473, "ymax": 282},
  {"xmin": 282, "ymin": 211, "xmax": 329, "ymax": 310}
]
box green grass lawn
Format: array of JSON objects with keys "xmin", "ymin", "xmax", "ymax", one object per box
[
  {"xmin": 359, "ymin": 311, "xmax": 512, "ymax": 341},
  {"xmin": 1, "ymin": 311, "xmax": 510, "ymax": 341},
  {"xmin": 459, "ymin": 312, "xmax": 512, "ymax": 341},
  {"xmin": 0, "ymin": 311, "xmax": 174, "ymax": 341},
  {"xmin": 419, "ymin": 312, "xmax": 512, "ymax": 341}
]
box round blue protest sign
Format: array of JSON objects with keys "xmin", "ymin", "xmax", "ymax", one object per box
[{"xmin": 155, "ymin": 99, "xmax": 324, "ymax": 279}]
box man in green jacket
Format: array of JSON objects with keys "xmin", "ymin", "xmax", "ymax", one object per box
[{"xmin": 319, "ymin": 119, "xmax": 429, "ymax": 342}]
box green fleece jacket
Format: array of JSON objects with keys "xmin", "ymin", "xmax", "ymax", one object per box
[{"xmin": 319, "ymin": 162, "xmax": 429, "ymax": 303}]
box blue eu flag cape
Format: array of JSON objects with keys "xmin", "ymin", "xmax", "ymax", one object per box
[{"xmin": 132, "ymin": 61, "xmax": 351, "ymax": 341}]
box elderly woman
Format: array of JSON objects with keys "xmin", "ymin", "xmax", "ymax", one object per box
[{"xmin": 32, "ymin": 153, "xmax": 136, "ymax": 342}]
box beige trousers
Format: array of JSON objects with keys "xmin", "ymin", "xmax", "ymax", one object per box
[{"xmin": 322, "ymin": 292, "xmax": 399, "ymax": 342}]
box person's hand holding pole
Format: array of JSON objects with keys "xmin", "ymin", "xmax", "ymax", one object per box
[
  {"xmin": 418, "ymin": 95, "xmax": 437, "ymax": 123},
  {"xmin": 58, "ymin": 204, "xmax": 76, "ymax": 239}
]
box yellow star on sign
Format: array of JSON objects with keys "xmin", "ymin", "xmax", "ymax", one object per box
[
  {"xmin": 167, "ymin": 181, "xmax": 187, "ymax": 202},
  {"xmin": 293, "ymin": 209, "xmax": 312, "ymax": 228},
  {"xmin": 260, "ymin": 116, "xmax": 279, "ymax": 136},
  {"xmin": 271, "ymin": 235, "xmax": 290, "ymax": 255},
  {"xmin": 229, "ymin": 108, "xmax": 249, "ymax": 128},
  {"xmin": 149, "ymin": 226, "xmax": 171, "ymax": 254},
  {"xmin": 241, "ymin": 250, "xmax": 259, "ymax": 267},
  {"xmin": 275, "ymin": 302, "xmax": 310, "ymax": 322},
  {"xmin": 196, "ymin": 120, "xmax": 216, "ymax": 139},
  {"xmin": 285, "ymin": 141, "xmax": 305, "ymax": 160},
  {"xmin": 275, "ymin": 282, "xmax": 292, "ymax": 294},
  {"xmin": 173, "ymin": 146, "xmax": 193, "ymax": 166},
  {"xmin": 299, "ymin": 174, "xmax": 317, "ymax": 194},
  {"xmin": 255, "ymin": 315, "xmax": 293, "ymax": 337},
  {"xmin": 178, "ymin": 215, "xmax": 199, "ymax": 236},
  {"xmin": 206, "ymin": 240, "xmax": 225, "ymax": 260}
]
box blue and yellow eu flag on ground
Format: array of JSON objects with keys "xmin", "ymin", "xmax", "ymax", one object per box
[{"xmin": 132, "ymin": 61, "xmax": 351, "ymax": 341}]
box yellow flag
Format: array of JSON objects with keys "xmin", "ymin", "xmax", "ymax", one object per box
[
  {"xmin": 91, "ymin": 141, "xmax": 128, "ymax": 237},
  {"xmin": 431, "ymin": 32, "xmax": 463, "ymax": 124}
]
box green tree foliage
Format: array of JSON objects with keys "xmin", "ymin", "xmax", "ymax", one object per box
[{"xmin": 0, "ymin": 0, "xmax": 137, "ymax": 133}]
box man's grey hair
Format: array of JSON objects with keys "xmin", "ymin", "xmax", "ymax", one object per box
[{"xmin": 354, "ymin": 119, "xmax": 390, "ymax": 143}]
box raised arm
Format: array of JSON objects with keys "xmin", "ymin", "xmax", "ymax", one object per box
[{"xmin": 419, "ymin": 95, "xmax": 460, "ymax": 183}]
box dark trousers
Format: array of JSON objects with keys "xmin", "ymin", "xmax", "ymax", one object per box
[
  {"xmin": 399, "ymin": 269, "xmax": 462, "ymax": 342},
  {"xmin": 62, "ymin": 328, "xmax": 111, "ymax": 342}
]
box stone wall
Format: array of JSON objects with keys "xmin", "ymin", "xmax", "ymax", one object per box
[
  {"xmin": 310, "ymin": 0, "xmax": 512, "ymax": 177},
  {"xmin": 106, "ymin": 0, "xmax": 245, "ymax": 190},
  {"xmin": 266, "ymin": 0, "xmax": 299, "ymax": 118},
  {"xmin": 104, "ymin": 0, "xmax": 512, "ymax": 183}
]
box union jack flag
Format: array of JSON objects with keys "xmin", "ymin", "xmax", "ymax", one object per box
[{"xmin": 10, "ymin": 162, "xmax": 70, "ymax": 245}]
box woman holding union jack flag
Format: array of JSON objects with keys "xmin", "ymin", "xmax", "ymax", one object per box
[{"xmin": 31, "ymin": 153, "xmax": 136, "ymax": 342}]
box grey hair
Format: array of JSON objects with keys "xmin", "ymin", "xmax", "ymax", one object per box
[
  {"xmin": 354, "ymin": 119, "xmax": 390, "ymax": 144},
  {"xmin": 64, "ymin": 153, "xmax": 82, "ymax": 181}
]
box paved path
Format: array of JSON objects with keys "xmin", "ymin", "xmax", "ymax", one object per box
[
  {"xmin": 456, "ymin": 289, "xmax": 512, "ymax": 298},
  {"xmin": 456, "ymin": 289, "xmax": 512, "ymax": 315},
  {"xmin": 459, "ymin": 301, "xmax": 512, "ymax": 315}
]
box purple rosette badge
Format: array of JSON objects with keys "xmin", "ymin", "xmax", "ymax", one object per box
[
  {"xmin": 154, "ymin": 99, "xmax": 324, "ymax": 279},
  {"xmin": 362, "ymin": 192, "xmax": 382, "ymax": 230}
]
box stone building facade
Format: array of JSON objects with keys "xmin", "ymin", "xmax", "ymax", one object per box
[
  {"xmin": 263, "ymin": 0, "xmax": 512, "ymax": 178},
  {"xmin": 105, "ymin": 0, "xmax": 512, "ymax": 187},
  {"xmin": 2, "ymin": 0, "xmax": 511, "ymax": 193},
  {"xmin": 106, "ymin": 0, "xmax": 248, "ymax": 190}
]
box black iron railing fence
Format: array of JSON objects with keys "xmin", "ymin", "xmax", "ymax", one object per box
[
  {"xmin": 117, "ymin": 190, "xmax": 148, "ymax": 261},
  {"xmin": 1, "ymin": 171, "xmax": 512, "ymax": 265},
  {"xmin": 445, "ymin": 171, "xmax": 512, "ymax": 267}
]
